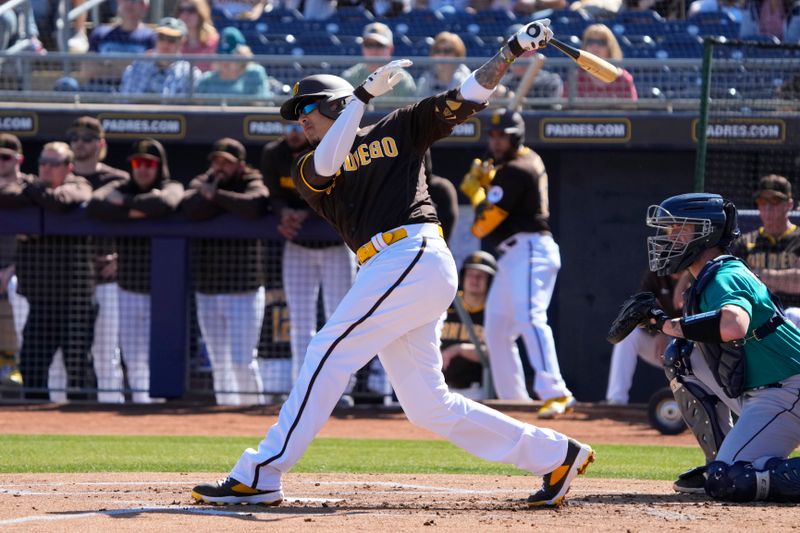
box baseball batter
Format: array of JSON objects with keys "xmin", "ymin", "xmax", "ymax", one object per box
[
  {"xmin": 621, "ymin": 193, "xmax": 800, "ymax": 502},
  {"xmin": 461, "ymin": 108, "xmax": 573, "ymax": 418},
  {"xmin": 192, "ymin": 19, "xmax": 595, "ymax": 508}
]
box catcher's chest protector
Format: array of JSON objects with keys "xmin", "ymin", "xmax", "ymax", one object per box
[
  {"xmin": 685, "ymin": 256, "xmax": 748, "ymax": 398},
  {"xmin": 685, "ymin": 255, "xmax": 786, "ymax": 397}
]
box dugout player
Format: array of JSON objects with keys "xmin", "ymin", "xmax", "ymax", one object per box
[
  {"xmin": 68, "ymin": 116, "xmax": 129, "ymax": 404},
  {"xmin": 732, "ymin": 174, "xmax": 800, "ymax": 328},
  {"xmin": 260, "ymin": 124, "xmax": 358, "ymax": 389},
  {"xmin": 192, "ymin": 18, "xmax": 596, "ymax": 508},
  {"xmin": 87, "ymin": 139, "xmax": 183, "ymax": 403},
  {"xmin": 461, "ymin": 108, "xmax": 574, "ymax": 419},
  {"xmin": 181, "ymin": 137, "xmax": 269, "ymax": 406},
  {"xmin": 639, "ymin": 193, "xmax": 800, "ymax": 502},
  {"xmin": 440, "ymin": 251, "xmax": 496, "ymax": 398}
]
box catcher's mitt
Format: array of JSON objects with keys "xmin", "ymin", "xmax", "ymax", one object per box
[{"xmin": 606, "ymin": 291, "xmax": 669, "ymax": 344}]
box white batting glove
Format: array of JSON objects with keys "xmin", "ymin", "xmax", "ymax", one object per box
[
  {"xmin": 507, "ymin": 19, "xmax": 553, "ymax": 57},
  {"xmin": 354, "ymin": 59, "xmax": 413, "ymax": 103}
]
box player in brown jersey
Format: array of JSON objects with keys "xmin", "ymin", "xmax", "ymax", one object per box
[
  {"xmin": 193, "ymin": 18, "xmax": 595, "ymax": 508},
  {"xmin": 732, "ymin": 174, "xmax": 800, "ymax": 328},
  {"xmin": 461, "ymin": 108, "xmax": 573, "ymax": 419}
]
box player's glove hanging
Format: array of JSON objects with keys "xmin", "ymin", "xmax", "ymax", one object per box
[
  {"xmin": 354, "ymin": 59, "xmax": 413, "ymax": 104},
  {"xmin": 507, "ymin": 18, "xmax": 553, "ymax": 57},
  {"xmin": 606, "ymin": 291, "xmax": 669, "ymax": 344}
]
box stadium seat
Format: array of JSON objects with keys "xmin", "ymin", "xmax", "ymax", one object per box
[
  {"xmin": 258, "ymin": 7, "xmax": 303, "ymax": 24},
  {"xmin": 391, "ymin": 8, "xmax": 447, "ymax": 37},
  {"xmin": 472, "ymin": 9, "xmax": 517, "ymax": 37},
  {"xmin": 613, "ymin": 9, "xmax": 665, "ymax": 26},
  {"xmin": 323, "ymin": 6, "xmax": 374, "ymax": 35}
]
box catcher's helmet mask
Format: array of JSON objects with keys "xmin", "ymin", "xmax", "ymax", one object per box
[
  {"xmin": 646, "ymin": 193, "xmax": 740, "ymax": 276},
  {"xmin": 280, "ymin": 74, "xmax": 354, "ymax": 121}
]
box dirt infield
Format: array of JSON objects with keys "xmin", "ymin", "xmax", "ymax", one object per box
[{"xmin": 3, "ymin": 402, "xmax": 798, "ymax": 531}]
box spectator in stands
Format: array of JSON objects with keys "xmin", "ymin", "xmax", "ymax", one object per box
[
  {"xmin": 195, "ymin": 27, "xmax": 272, "ymax": 100},
  {"xmin": 261, "ymin": 123, "xmax": 358, "ymax": 398},
  {"xmin": 67, "ymin": 116, "xmax": 129, "ymax": 404},
  {"xmin": 265, "ymin": 0, "xmax": 336, "ymax": 20},
  {"xmin": 564, "ymin": 24, "xmax": 637, "ymax": 101},
  {"xmin": 361, "ymin": 0, "xmax": 410, "ymax": 17},
  {"xmin": 181, "ymin": 137, "xmax": 269, "ymax": 405},
  {"xmin": 176, "ymin": 0, "xmax": 219, "ymax": 71},
  {"xmin": 11, "ymin": 142, "xmax": 95, "ymax": 401},
  {"xmin": 688, "ymin": 0, "xmax": 744, "ymax": 22},
  {"xmin": 31, "ymin": 0, "xmax": 89, "ymax": 52},
  {"xmin": 341, "ymin": 23, "xmax": 416, "ymax": 98},
  {"xmin": 732, "ymin": 174, "xmax": 800, "ymax": 328},
  {"xmin": 568, "ymin": 0, "xmax": 622, "ymax": 18},
  {"xmin": 778, "ymin": 73, "xmax": 800, "ymax": 99},
  {"xmin": 740, "ymin": 0, "xmax": 800, "ymax": 42},
  {"xmin": 497, "ymin": 0, "xmax": 567, "ymax": 16},
  {"xmin": 84, "ymin": 0, "xmax": 156, "ymax": 92},
  {"xmin": 87, "ymin": 139, "xmax": 183, "ymax": 403},
  {"xmin": 440, "ymin": 251, "xmax": 497, "ymax": 400},
  {"xmin": 119, "ymin": 17, "xmax": 200, "ymax": 96},
  {"xmin": 415, "ymin": 32, "xmax": 471, "ymax": 98},
  {"xmin": 0, "ymin": 0, "xmax": 42, "ymax": 52},
  {"xmin": 213, "ymin": 0, "xmax": 268, "ymax": 19}
]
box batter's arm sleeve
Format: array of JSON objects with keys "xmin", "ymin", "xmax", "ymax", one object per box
[
  {"xmin": 213, "ymin": 174, "xmax": 270, "ymax": 219},
  {"xmin": 313, "ymin": 98, "xmax": 365, "ymax": 178}
]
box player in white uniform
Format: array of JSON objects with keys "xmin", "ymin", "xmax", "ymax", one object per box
[
  {"xmin": 461, "ymin": 109, "xmax": 573, "ymax": 418},
  {"xmin": 192, "ymin": 19, "xmax": 595, "ymax": 508}
]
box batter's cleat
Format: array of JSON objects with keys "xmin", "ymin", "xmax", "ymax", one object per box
[
  {"xmin": 527, "ymin": 438, "xmax": 595, "ymax": 507},
  {"xmin": 537, "ymin": 396, "xmax": 576, "ymax": 419},
  {"xmin": 673, "ymin": 465, "xmax": 707, "ymax": 494},
  {"xmin": 191, "ymin": 477, "xmax": 283, "ymax": 506}
]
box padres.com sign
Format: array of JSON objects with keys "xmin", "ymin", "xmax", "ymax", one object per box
[
  {"xmin": 97, "ymin": 113, "xmax": 186, "ymax": 139},
  {"xmin": 0, "ymin": 111, "xmax": 37, "ymax": 135}
]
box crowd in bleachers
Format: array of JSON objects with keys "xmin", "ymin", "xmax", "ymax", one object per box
[{"xmin": 0, "ymin": 0, "xmax": 798, "ymax": 104}]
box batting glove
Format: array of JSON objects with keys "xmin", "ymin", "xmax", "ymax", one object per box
[
  {"xmin": 354, "ymin": 59, "xmax": 413, "ymax": 104},
  {"xmin": 507, "ymin": 19, "xmax": 553, "ymax": 57}
]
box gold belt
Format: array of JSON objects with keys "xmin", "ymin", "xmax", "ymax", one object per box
[{"xmin": 356, "ymin": 226, "xmax": 443, "ymax": 265}]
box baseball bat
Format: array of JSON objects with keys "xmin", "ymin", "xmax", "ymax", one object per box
[
  {"xmin": 548, "ymin": 37, "xmax": 620, "ymax": 84},
  {"xmin": 509, "ymin": 52, "xmax": 545, "ymax": 111}
]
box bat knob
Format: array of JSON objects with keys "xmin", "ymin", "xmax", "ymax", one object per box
[{"xmin": 527, "ymin": 25, "xmax": 541, "ymax": 38}]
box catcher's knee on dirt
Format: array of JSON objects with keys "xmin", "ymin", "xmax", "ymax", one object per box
[{"xmin": 705, "ymin": 458, "xmax": 800, "ymax": 502}]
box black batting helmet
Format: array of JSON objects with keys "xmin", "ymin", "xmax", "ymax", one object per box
[
  {"xmin": 488, "ymin": 108, "xmax": 525, "ymax": 148},
  {"xmin": 280, "ymin": 74, "xmax": 354, "ymax": 121}
]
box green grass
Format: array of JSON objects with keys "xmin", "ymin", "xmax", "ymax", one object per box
[{"xmin": 0, "ymin": 434, "xmax": 705, "ymax": 480}]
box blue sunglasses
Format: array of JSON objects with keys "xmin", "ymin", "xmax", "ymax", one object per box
[{"xmin": 299, "ymin": 101, "xmax": 319, "ymax": 116}]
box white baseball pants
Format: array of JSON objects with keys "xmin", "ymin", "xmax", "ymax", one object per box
[
  {"xmin": 119, "ymin": 288, "xmax": 159, "ymax": 404},
  {"xmin": 230, "ymin": 224, "xmax": 571, "ymax": 490},
  {"xmin": 485, "ymin": 232, "xmax": 572, "ymax": 401},
  {"xmin": 605, "ymin": 328, "xmax": 665, "ymax": 405},
  {"xmin": 92, "ymin": 282, "xmax": 124, "ymax": 403},
  {"xmin": 282, "ymin": 241, "xmax": 356, "ymax": 383},
  {"xmin": 196, "ymin": 287, "xmax": 266, "ymax": 406}
]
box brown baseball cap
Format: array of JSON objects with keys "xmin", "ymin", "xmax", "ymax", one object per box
[
  {"xmin": 0, "ymin": 133, "xmax": 22, "ymax": 156},
  {"xmin": 209, "ymin": 137, "xmax": 246, "ymax": 163},
  {"xmin": 128, "ymin": 138, "xmax": 163, "ymax": 161},
  {"xmin": 755, "ymin": 174, "xmax": 792, "ymax": 201},
  {"xmin": 68, "ymin": 116, "xmax": 104, "ymax": 139}
]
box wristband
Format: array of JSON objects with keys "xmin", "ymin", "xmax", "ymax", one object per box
[
  {"xmin": 354, "ymin": 85, "xmax": 373, "ymax": 104},
  {"xmin": 507, "ymin": 36, "xmax": 525, "ymax": 57},
  {"xmin": 679, "ymin": 310, "xmax": 724, "ymax": 343}
]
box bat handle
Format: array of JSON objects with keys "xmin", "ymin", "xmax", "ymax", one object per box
[{"xmin": 548, "ymin": 37, "xmax": 580, "ymax": 60}]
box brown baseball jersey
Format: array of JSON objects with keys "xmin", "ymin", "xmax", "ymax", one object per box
[
  {"xmin": 292, "ymin": 89, "xmax": 487, "ymax": 251},
  {"xmin": 732, "ymin": 225, "xmax": 800, "ymax": 308},
  {"xmin": 480, "ymin": 146, "xmax": 550, "ymax": 250}
]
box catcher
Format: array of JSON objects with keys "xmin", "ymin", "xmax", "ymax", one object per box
[{"xmin": 608, "ymin": 192, "xmax": 800, "ymax": 502}]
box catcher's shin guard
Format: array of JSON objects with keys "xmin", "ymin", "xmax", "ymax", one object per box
[
  {"xmin": 669, "ymin": 377, "xmax": 728, "ymax": 462},
  {"xmin": 765, "ymin": 457, "xmax": 800, "ymax": 502}
]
